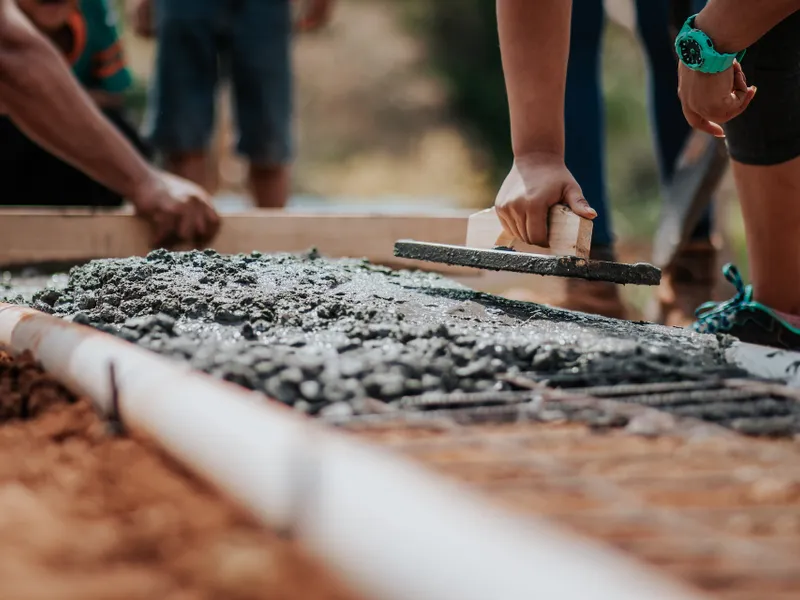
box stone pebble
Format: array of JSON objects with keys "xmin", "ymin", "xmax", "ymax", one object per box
[{"xmin": 16, "ymin": 249, "xmax": 739, "ymax": 415}]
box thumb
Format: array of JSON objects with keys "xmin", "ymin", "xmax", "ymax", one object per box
[{"xmin": 564, "ymin": 184, "xmax": 597, "ymax": 220}]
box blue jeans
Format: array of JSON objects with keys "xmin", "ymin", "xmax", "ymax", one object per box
[
  {"xmin": 145, "ymin": 0, "xmax": 292, "ymax": 165},
  {"xmin": 565, "ymin": 0, "xmax": 711, "ymax": 247}
]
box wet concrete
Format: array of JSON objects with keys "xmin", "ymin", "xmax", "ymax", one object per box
[
  {"xmin": 3, "ymin": 249, "xmax": 741, "ymax": 417},
  {"xmin": 394, "ymin": 241, "xmax": 662, "ymax": 285}
]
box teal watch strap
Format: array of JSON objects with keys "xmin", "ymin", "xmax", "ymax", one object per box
[{"xmin": 675, "ymin": 15, "xmax": 746, "ymax": 74}]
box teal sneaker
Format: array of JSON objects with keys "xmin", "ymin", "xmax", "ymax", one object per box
[{"xmin": 692, "ymin": 264, "xmax": 800, "ymax": 351}]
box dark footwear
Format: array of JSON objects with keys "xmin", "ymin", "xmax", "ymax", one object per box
[
  {"xmin": 692, "ymin": 264, "xmax": 800, "ymax": 351},
  {"xmin": 559, "ymin": 279, "xmax": 628, "ymax": 320},
  {"xmin": 559, "ymin": 245, "xmax": 627, "ymax": 320},
  {"xmin": 648, "ymin": 240, "xmax": 717, "ymax": 327}
]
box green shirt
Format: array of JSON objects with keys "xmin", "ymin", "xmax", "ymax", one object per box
[{"xmin": 63, "ymin": 0, "xmax": 133, "ymax": 93}]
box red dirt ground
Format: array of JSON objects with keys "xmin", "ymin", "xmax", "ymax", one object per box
[{"xmin": 0, "ymin": 351, "xmax": 362, "ymax": 600}]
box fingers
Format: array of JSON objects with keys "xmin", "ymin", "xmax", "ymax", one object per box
[
  {"xmin": 679, "ymin": 61, "xmax": 756, "ymax": 131},
  {"xmin": 150, "ymin": 213, "xmax": 177, "ymax": 249},
  {"xmin": 495, "ymin": 208, "xmax": 519, "ymax": 243},
  {"xmin": 497, "ymin": 200, "xmax": 547, "ymax": 246},
  {"xmin": 194, "ymin": 204, "xmax": 209, "ymax": 242},
  {"xmin": 171, "ymin": 199, "xmax": 221, "ymax": 247},
  {"xmin": 204, "ymin": 202, "xmax": 222, "ymax": 241},
  {"xmin": 563, "ymin": 184, "xmax": 596, "ymax": 220},
  {"xmin": 191, "ymin": 199, "xmax": 221, "ymax": 244},
  {"xmin": 683, "ymin": 106, "xmax": 725, "ymax": 137},
  {"xmin": 733, "ymin": 61, "xmax": 747, "ymax": 92},
  {"xmin": 177, "ymin": 206, "xmax": 195, "ymax": 244},
  {"xmin": 735, "ymin": 85, "xmax": 757, "ymax": 114},
  {"xmin": 524, "ymin": 205, "xmax": 548, "ymax": 247},
  {"xmin": 731, "ymin": 64, "xmax": 756, "ymax": 114}
]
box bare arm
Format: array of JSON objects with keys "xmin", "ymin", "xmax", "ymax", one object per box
[
  {"xmin": 497, "ymin": 0, "xmax": 572, "ymax": 158},
  {"xmin": 696, "ymin": 0, "xmax": 800, "ymax": 52},
  {"xmin": 494, "ymin": 0, "xmax": 595, "ymax": 247},
  {"xmin": 0, "ymin": 0, "xmax": 153, "ymax": 198}
]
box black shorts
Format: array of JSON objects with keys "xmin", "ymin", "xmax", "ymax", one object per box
[
  {"xmin": 724, "ymin": 10, "xmax": 800, "ymax": 166},
  {"xmin": 0, "ymin": 108, "xmax": 152, "ymax": 207}
]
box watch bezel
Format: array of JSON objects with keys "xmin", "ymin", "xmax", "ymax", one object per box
[{"xmin": 677, "ymin": 34, "xmax": 706, "ymax": 68}]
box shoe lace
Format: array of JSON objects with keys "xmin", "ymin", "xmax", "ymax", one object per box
[{"xmin": 692, "ymin": 264, "xmax": 752, "ymax": 333}]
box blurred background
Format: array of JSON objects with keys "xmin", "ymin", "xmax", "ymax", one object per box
[{"xmin": 116, "ymin": 0, "xmax": 748, "ymax": 311}]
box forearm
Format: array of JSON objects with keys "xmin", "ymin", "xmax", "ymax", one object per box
[
  {"xmin": 497, "ymin": 0, "xmax": 571, "ymax": 158},
  {"xmin": 0, "ymin": 0, "xmax": 152, "ymax": 198},
  {"xmin": 696, "ymin": 0, "xmax": 800, "ymax": 53}
]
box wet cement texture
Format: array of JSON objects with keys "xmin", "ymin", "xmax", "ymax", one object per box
[{"xmin": 6, "ymin": 249, "xmax": 743, "ymax": 417}]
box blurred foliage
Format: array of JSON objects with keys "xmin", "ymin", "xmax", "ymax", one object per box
[
  {"xmin": 406, "ymin": 0, "xmax": 662, "ymax": 240},
  {"xmin": 404, "ymin": 0, "xmax": 512, "ymax": 185}
]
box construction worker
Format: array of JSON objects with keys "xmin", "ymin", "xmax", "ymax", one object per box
[
  {"xmin": 127, "ymin": 0, "xmax": 336, "ymax": 208},
  {"xmin": 0, "ymin": 0, "xmax": 219, "ymax": 247},
  {"xmin": 557, "ymin": 0, "xmax": 714, "ymax": 324},
  {"xmin": 0, "ymin": 0, "xmax": 152, "ymax": 208},
  {"xmin": 495, "ymin": 0, "xmax": 800, "ymax": 350}
]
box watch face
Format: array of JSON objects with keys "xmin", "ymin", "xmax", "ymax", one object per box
[{"xmin": 678, "ymin": 36, "xmax": 705, "ymax": 67}]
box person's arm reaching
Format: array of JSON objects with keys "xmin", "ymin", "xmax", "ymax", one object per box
[
  {"xmin": 695, "ymin": 0, "xmax": 800, "ymax": 53},
  {"xmin": 494, "ymin": 0, "xmax": 596, "ymax": 247},
  {"xmin": 678, "ymin": 0, "xmax": 800, "ymax": 135},
  {"xmin": 0, "ymin": 0, "xmax": 219, "ymax": 246}
]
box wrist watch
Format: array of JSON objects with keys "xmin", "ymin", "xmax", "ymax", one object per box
[{"xmin": 675, "ymin": 15, "xmax": 747, "ymax": 74}]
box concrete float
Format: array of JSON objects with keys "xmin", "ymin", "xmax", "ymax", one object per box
[{"xmin": 0, "ymin": 302, "xmax": 702, "ymax": 600}]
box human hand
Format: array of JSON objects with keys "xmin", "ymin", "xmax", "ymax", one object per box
[
  {"xmin": 678, "ymin": 61, "xmax": 756, "ymax": 137},
  {"xmin": 295, "ymin": 0, "xmax": 335, "ymax": 32},
  {"xmin": 127, "ymin": 0, "xmax": 154, "ymax": 38},
  {"xmin": 494, "ymin": 153, "xmax": 596, "ymax": 247},
  {"xmin": 131, "ymin": 170, "xmax": 221, "ymax": 248}
]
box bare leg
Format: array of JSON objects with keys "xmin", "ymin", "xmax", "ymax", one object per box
[
  {"xmin": 165, "ymin": 152, "xmax": 213, "ymax": 192},
  {"xmin": 249, "ymin": 163, "xmax": 290, "ymax": 209},
  {"xmin": 732, "ymin": 156, "xmax": 800, "ymax": 318}
]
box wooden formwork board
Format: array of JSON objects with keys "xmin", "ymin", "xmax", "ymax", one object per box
[
  {"xmin": 0, "ymin": 208, "xmax": 475, "ymax": 272},
  {"xmin": 0, "ymin": 208, "xmax": 556, "ymax": 296}
]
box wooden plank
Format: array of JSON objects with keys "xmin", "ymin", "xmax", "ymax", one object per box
[
  {"xmin": 0, "ymin": 209, "xmax": 481, "ymax": 274},
  {"xmin": 465, "ymin": 205, "xmax": 592, "ymax": 259}
]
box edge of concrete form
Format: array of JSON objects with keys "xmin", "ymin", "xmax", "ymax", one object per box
[
  {"xmin": 728, "ymin": 341, "xmax": 800, "ymax": 388},
  {"xmin": 0, "ymin": 302, "xmax": 703, "ymax": 600}
]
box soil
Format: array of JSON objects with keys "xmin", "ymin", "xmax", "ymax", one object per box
[
  {"xmin": 7, "ymin": 250, "xmax": 741, "ymax": 419},
  {"xmin": 0, "ymin": 351, "xmax": 361, "ymax": 600},
  {"xmin": 345, "ymin": 420, "xmax": 800, "ymax": 599}
]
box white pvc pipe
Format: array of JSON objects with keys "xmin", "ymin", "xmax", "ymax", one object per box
[
  {"xmin": 0, "ymin": 303, "xmax": 702, "ymax": 600},
  {"xmin": 727, "ymin": 341, "xmax": 800, "ymax": 388}
]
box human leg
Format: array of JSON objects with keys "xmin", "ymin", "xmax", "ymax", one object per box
[
  {"xmin": 556, "ymin": 0, "xmax": 629, "ymax": 319},
  {"xmin": 693, "ymin": 11, "xmax": 800, "ymax": 349},
  {"xmin": 229, "ymin": 0, "xmax": 292, "ymax": 208},
  {"xmin": 144, "ymin": 0, "xmax": 219, "ymax": 192},
  {"xmin": 564, "ymin": 0, "xmax": 610, "ymax": 248},
  {"xmin": 636, "ymin": 0, "xmax": 716, "ymax": 326}
]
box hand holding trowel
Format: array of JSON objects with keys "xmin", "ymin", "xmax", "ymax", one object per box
[{"xmin": 395, "ymin": 203, "xmax": 661, "ymax": 286}]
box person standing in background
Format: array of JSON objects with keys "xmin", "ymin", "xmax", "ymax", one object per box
[
  {"xmin": 552, "ymin": 0, "xmax": 715, "ymax": 324},
  {"xmin": 128, "ymin": 0, "xmax": 335, "ymax": 208}
]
